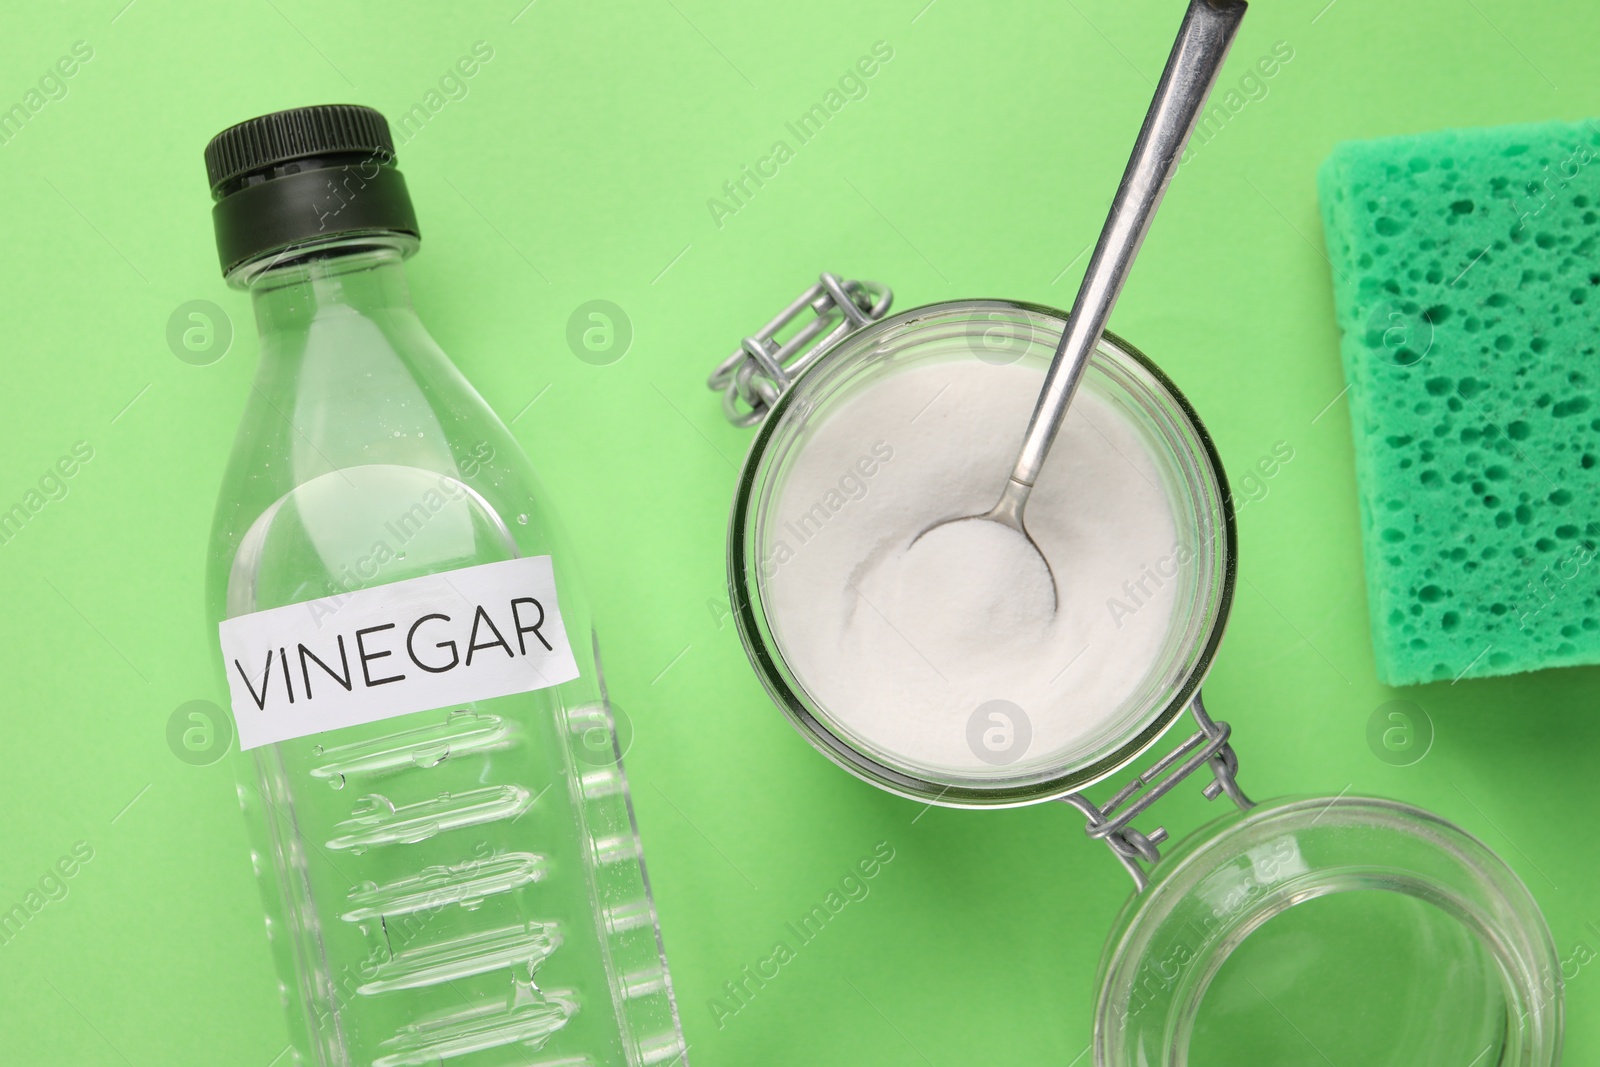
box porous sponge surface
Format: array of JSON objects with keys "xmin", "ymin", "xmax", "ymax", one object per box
[{"xmin": 1318, "ymin": 118, "xmax": 1600, "ymax": 685}]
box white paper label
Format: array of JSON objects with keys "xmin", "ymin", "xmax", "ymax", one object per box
[{"xmin": 219, "ymin": 556, "xmax": 579, "ymax": 750}]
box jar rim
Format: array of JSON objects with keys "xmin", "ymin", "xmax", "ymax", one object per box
[{"xmin": 725, "ymin": 298, "xmax": 1239, "ymax": 806}]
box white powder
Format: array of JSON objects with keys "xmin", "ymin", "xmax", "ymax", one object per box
[{"xmin": 763, "ymin": 358, "xmax": 1182, "ymax": 778}]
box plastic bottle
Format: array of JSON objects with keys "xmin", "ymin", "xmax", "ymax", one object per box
[{"xmin": 201, "ymin": 104, "xmax": 686, "ymax": 1067}]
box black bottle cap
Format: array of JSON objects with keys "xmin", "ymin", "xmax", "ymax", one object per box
[{"xmin": 204, "ymin": 104, "xmax": 420, "ymax": 277}]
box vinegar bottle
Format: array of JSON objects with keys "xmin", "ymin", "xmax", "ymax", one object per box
[{"xmin": 201, "ymin": 105, "xmax": 687, "ymax": 1067}]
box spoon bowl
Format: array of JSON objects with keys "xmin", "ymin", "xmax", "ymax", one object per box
[{"xmin": 911, "ymin": 475, "xmax": 1056, "ymax": 608}]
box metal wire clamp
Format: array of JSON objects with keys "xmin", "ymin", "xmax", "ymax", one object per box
[
  {"xmin": 707, "ymin": 273, "xmax": 892, "ymax": 427},
  {"xmin": 1062, "ymin": 693, "xmax": 1253, "ymax": 892}
]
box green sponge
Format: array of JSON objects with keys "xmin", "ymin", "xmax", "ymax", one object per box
[{"xmin": 1318, "ymin": 118, "xmax": 1600, "ymax": 685}]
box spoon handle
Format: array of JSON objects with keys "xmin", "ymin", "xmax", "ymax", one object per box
[{"xmin": 1008, "ymin": 0, "xmax": 1246, "ymax": 490}]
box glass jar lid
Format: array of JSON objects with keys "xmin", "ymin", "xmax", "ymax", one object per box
[{"xmin": 1096, "ymin": 794, "xmax": 1562, "ymax": 1066}]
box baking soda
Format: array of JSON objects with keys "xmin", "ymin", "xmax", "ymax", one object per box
[{"xmin": 764, "ymin": 358, "xmax": 1182, "ymax": 776}]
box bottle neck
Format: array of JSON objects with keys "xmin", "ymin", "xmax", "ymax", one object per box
[
  {"xmin": 243, "ymin": 236, "xmax": 420, "ymax": 338},
  {"xmin": 227, "ymin": 232, "xmax": 469, "ymax": 498}
]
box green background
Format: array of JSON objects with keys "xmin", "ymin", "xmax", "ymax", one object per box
[{"xmin": 1, "ymin": 0, "xmax": 1596, "ymax": 1063}]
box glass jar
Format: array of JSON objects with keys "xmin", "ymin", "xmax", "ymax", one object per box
[
  {"xmin": 726, "ymin": 297, "xmax": 1234, "ymax": 805},
  {"xmin": 708, "ymin": 279, "xmax": 1563, "ymax": 1066}
]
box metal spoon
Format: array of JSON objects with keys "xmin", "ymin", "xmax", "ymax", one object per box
[{"xmin": 914, "ymin": 0, "xmax": 1247, "ymax": 606}]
